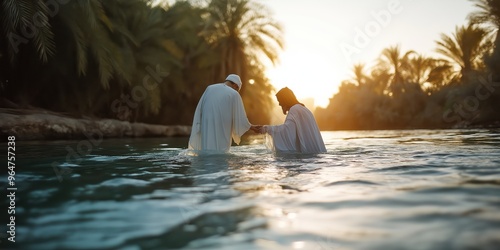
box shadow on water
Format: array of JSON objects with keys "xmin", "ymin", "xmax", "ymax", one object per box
[
  {"xmin": 119, "ymin": 153, "xmax": 263, "ymax": 249},
  {"xmin": 123, "ymin": 206, "xmax": 261, "ymax": 249},
  {"xmin": 122, "ymin": 150, "xmax": 332, "ymax": 249}
]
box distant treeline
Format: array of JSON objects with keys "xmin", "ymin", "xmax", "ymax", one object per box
[
  {"xmin": 1, "ymin": 0, "xmax": 499, "ymax": 130},
  {"xmin": 0, "ymin": 0, "xmax": 283, "ymax": 125},
  {"xmin": 315, "ymin": 0, "xmax": 500, "ymax": 130}
]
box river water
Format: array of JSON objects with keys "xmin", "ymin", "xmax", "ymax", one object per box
[{"xmin": 5, "ymin": 129, "xmax": 500, "ymax": 249}]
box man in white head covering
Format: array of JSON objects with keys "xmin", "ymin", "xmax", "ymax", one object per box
[{"xmin": 188, "ymin": 74, "xmax": 258, "ymax": 153}]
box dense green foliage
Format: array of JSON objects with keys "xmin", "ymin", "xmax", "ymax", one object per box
[
  {"xmin": 315, "ymin": 0, "xmax": 500, "ymax": 130},
  {"xmin": 0, "ymin": 0, "xmax": 282, "ymax": 125},
  {"xmin": 1, "ymin": 0, "xmax": 499, "ymax": 130}
]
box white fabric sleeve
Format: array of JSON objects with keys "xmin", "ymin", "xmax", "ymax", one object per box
[
  {"xmin": 264, "ymin": 114, "xmax": 298, "ymax": 152},
  {"xmin": 187, "ymin": 91, "xmax": 206, "ymax": 150},
  {"xmin": 231, "ymin": 94, "xmax": 251, "ymax": 145}
]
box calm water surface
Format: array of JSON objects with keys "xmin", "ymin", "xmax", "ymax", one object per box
[{"xmin": 4, "ymin": 129, "xmax": 500, "ymax": 249}]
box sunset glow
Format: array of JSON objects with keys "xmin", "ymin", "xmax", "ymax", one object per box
[
  {"xmin": 266, "ymin": 50, "xmax": 338, "ymax": 108},
  {"xmin": 262, "ymin": 0, "xmax": 473, "ymax": 109}
]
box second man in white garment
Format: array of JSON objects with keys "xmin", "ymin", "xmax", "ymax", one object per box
[
  {"xmin": 188, "ymin": 74, "xmax": 259, "ymax": 153},
  {"xmin": 257, "ymin": 87, "xmax": 326, "ymax": 154}
]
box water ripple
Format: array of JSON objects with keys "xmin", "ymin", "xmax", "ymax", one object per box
[{"xmin": 14, "ymin": 130, "xmax": 500, "ymax": 250}]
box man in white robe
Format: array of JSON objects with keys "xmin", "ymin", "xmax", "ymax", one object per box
[
  {"xmin": 260, "ymin": 87, "xmax": 326, "ymax": 154},
  {"xmin": 188, "ymin": 74, "xmax": 257, "ymax": 153}
]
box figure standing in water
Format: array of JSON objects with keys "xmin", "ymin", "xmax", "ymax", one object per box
[
  {"xmin": 257, "ymin": 87, "xmax": 326, "ymax": 153},
  {"xmin": 188, "ymin": 74, "xmax": 259, "ymax": 153}
]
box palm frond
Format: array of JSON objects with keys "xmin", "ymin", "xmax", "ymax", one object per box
[{"xmin": 2, "ymin": 0, "xmax": 56, "ymax": 62}]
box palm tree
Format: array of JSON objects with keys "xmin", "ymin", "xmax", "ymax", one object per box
[
  {"xmin": 377, "ymin": 45, "xmax": 414, "ymax": 96},
  {"xmin": 468, "ymin": 0, "xmax": 500, "ymax": 77},
  {"xmin": 56, "ymin": 0, "xmax": 134, "ymax": 88},
  {"xmin": 101, "ymin": 0, "xmax": 185, "ymax": 120},
  {"xmin": 404, "ymin": 54, "xmax": 455, "ymax": 91},
  {"xmin": 153, "ymin": 1, "xmax": 223, "ymax": 124},
  {"xmin": 405, "ymin": 54, "xmax": 433, "ymax": 85},
  {"xmin": 435, "ymin": 24, "xmax": 493, "ymax": 82},
  {"xmin": 1, "ymin": 0, "xmax": 56, "ymax": 62},
  {"xmin": 1, "ymin": 0, "xmax": 169, "ymax": 116},
  {"xmin": 369, "ymin": 68, "xmax": 392, "ymax": 95},
  {"xmin": 350, "ymin": 63, "xmax": 367, "ymax": 86},
  {"xmin": 469, "ymin": 0, "xmax": 500, "ymax": 31},
  {"xmin": 1, "ymin": 0, "xmax": 135, "ymax": 88},
  {"xmin": 425, "ymin": 59, "xmax": 455, "ymax": 91},
  {"xmin": 347, "ymin": 63, "xmax": 387, "ymax": 94},
  {"xmin": 201, "ymin": 0, "xmax": 284, "ymax": 93},
  {"xmin": 0, "ymin": 0, "xmax": 281, "ymax": 125}
]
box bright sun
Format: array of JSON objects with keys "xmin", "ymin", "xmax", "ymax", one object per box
[{"xmin": 265, "ymin": 50, "xmax": 340, "ymax": 110}]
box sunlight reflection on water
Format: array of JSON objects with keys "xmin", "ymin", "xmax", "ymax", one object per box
[{"xmin": 9, "ymin": 129, "xmax": 500, "ymax": 249}]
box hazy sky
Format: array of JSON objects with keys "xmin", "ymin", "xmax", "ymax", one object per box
[{"xmin": 260, "ymin": 0, "xmax": 475, "ymax": 107}]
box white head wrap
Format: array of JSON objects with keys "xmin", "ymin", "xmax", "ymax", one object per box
[{"xmin": 225, "ymin": 74, "xmax": 242, "ymax": 91}]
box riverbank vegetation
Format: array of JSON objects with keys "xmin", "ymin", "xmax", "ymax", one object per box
[
  {"xmin": 0, "ymin": 0, "xmax": 282, "ymax": 126},
  {"xmin": 315, "ymin": 0, "xmax": 500, "ymax": 130},
  {"xmin": 1, "ymin": 0, "xmax": 499, "ymax": 131}
]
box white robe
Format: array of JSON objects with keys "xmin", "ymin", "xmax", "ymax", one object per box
[
  {"xmin": 264, "ymin": 104, "xmax": 326, "ymax": 153},
  {"xmin": 188, "ymin": 83, "xmax": 251, "ymax": 153}
]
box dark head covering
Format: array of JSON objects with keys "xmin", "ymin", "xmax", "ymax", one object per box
[{"xmin": 276, "ymin": 87, "xmax": 302, "ymax": 107}]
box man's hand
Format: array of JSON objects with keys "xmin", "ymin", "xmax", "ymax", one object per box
[{"xmin": 250, "ymin": 125, "xmax": 263, "ymax": 133}]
